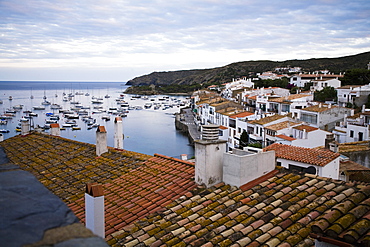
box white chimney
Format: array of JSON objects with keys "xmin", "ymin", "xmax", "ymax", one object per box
[
  {"xmin": 362, "ymin": 104, "xmax": 366, "ymax": 113},
  {"xmin": 50, "ymin": 123, "xmax": 60, "ymax": 136},
  {"xmin": 114, "ymin": 117, "xmax": 123, "ymax": 149},
  {"xmin": 180, "ymin": 154, "xmax": 188, "ymax": 161},
  {"xmin": 96, "ymin": 126, "xmax": 108, "ymax": 156},
  {"xmin": 85, "ymin": 183, "xmax": 105, "ymax": 238},
  {"xmin": 21, "ymin": 120, "xmax": 30, "ymax": 135},
  {"xmin": 195, "ymin": 124, "xmax": 227, "ymax": 188}
]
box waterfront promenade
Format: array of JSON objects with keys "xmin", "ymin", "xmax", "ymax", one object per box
[{"xmin": 175, "ymin": 108, "xmax": 201, "ymax": 144}]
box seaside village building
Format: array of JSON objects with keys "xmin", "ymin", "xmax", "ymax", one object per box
[
  {"xmin": 289, "ymin": 72, "xmax": 344, "ymax": 88},
  {"xmin": 2, "ymin": 118, "xmax": 370, "ymax": 246}
]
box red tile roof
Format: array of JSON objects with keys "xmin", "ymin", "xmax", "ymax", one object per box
[
  {"xmin": 229, "ymin": 111, "xmax": 254, "ymax": 119},
  {"xmin": 264, "ymin": 143, "xmax": 340, "ymax": 167},
  {"xmin": 68, "ymin": 153, "xmax": 196, "ymax": 240},
  {"xmin": 50, "ymin": 123, "xmax": 59, "ymax": 128},
  {"xmin": 293, "ymin": 124, "xmax": 319, "ymax": 132},
  {"xmin": 114, "ymin": 169, "xmax": 370, "ymax": 247},
  {"xmin": 97, "ymin": 125, "xmax": 106, "ymax": 133},
  {"xmin": 276, "ymin": 134, "xmax": 296, "ymax": 141}
]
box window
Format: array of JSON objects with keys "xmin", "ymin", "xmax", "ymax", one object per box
[
  {"xmin": 350, "ymin": 130, "xmax": 354, "ymax": 138},
  {"xmin": 359, "ymin": 132, "xmax": 364, "ymax": 141},
  {"xmin": 301, "ymin": 113, "xmax": 318, "ymax": 124}
]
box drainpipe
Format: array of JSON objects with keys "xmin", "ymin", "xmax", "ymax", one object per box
[{"xmin": 85, "ymin": 183, "xmax": 105, "ymax": 238}]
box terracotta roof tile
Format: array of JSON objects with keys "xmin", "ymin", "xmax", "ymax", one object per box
[
  {"xmin": 3, "ymin": 133, "xmax": 370, "ymax": 247},
  {"xmin": 249, "ymin": 114, "xmax": 286, "ymax": 125},
  {"xmin": 264, "ymin": 143, "xmax": 340, "ymax": 167}
]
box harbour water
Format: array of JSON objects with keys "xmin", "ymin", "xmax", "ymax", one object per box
[{"xmin": 0, "ymin": 81, "xmax": 194, "ymax": 158}]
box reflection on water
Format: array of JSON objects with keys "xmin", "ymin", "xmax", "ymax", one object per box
[{"xmin": 0, "ymin": 81, "xmax": 194, "ymax": 158}]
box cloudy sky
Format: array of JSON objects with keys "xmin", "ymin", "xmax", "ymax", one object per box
[{"xmin": 1, "ymin": 0, "xmax": 369, "ymax": 82}]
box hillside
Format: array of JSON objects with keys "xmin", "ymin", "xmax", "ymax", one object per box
[{"xmin": 126, "ymin": 51, "xmax": 370, "ymax": 87}]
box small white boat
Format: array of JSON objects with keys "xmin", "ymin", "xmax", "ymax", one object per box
[
  {"xmin": 102, "ymin": 115, "xmax": 110, "ymax": 121},
  {"xmin": 33, "ymin": 106, "xmax": 46, "ymax": 110},
  {"xmin": 0, "ymin": 129, "xmax": 9, "ymax": 133}
]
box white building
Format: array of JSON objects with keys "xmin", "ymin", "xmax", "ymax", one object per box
[
  {"xmin": 290, "ymin": 73, "xmax": 344, "ymax": 88},
  {"xmin": 333, "ymin": 109, "xmax": 370, "ymax": 143},
  {"xmin": 311, "ymin": 78, "xmax": 341, "ymax": 91},
  {"xmin": 264, "ymin": 143, "xmax": 340, "ymax": 179},
  {"xmin": 267, "ymin": 93, "xmax": 313, "ymax": 118},
  {"xmin": 299, "ymin": 103, "xmax": 353, "ymax": 131},
  {"xmin": 275, "ymin": 124, "xmax": 332, "ymax": 148},
  {"xmin": 336, "ymin": 84, "xmax": 370, "ymax": 107}
]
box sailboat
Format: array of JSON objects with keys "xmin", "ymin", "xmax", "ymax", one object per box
[{"xmin": 30, "ymin": 87, "xmax": 34, "ymax": 99}]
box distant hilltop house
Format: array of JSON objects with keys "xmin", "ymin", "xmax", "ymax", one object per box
[
  {"xmin": 275, "ymin": 66, "xmax": 302, "ymax": 73},
  {"xmin": 257, "ymin": 71, "xmax": 286, "ymax": 80},
  {"xmin": 290, "ymin": 72, "xmax": 344, "ymax": 88},
  {"xmin": 222, "ymin": 77, "xmax": 255, "ymax": 99}
]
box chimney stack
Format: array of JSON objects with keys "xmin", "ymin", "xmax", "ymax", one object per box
[
  {"xmin": 85, "ymin": 183, "xmax": 105, "ymax": 238},
  {"xmin": 114, "ymin": 117, "xmax": 123, "ymax": 149},
  {"xmin": 325, "ymin": 134, "xmax": 336, "ymax": 150},
  {"xmin": 50, "ymin": 123, "xmax": 60, "ymax": 136},
  {"xmin": 96, "ymin": 126, "xmax": 108, "ymax": 156},
  {"xmin": 21, "ymin": 120, "xmax": 30, "ymax": 135},
  {"xmin": 180, "ymin": 154, "xmax": 188, "ymax": 161},
  {"xmin": 195, "ymin": 124, "xmax": 227, "ymax": 188}
]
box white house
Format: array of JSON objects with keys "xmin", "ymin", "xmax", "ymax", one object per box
[
  {"xmin": 298, "ymin": 103, "xmax": 353, "ymax": 131},
  {"xmin": 267, "ymin": 93, "xmax": 313, "ymax": 118},
  {"xmin": 290, "ymin": 73, "xmax": 344, "ymax": 88},
  {"xmin": 336, "ymin": 84, "xmax": 370, "ymax": 107},
  {"xmin": 264, "ymin": 143, "xmax": 340, "ymax": 179},
  {"xmin": 333, "ymin": 109, "xmax": 370, "ymax": 143},
  {"xmin": 311, "ymin": 78, "xmax": 341, "ymax": 91}
]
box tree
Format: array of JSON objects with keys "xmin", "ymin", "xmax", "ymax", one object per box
[
  {"xmin": 341, "ymin": 69, "xmax": 370, "ymax": 85},
  {"xmin": 314, "ymin": 87, "xmax": 337, "ymax": 102},
  {"xmin": 239, "ymin": 130, "xmax": 249, "ymax": 149}
]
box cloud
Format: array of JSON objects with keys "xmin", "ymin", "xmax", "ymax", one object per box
[{"xmin": 0, "ymin": 0, "xmax": 369, "ymax": 81}]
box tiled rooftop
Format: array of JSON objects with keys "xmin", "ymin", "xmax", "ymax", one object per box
[
  {"xmin": 340, "ymin": 160, "xmax": 370, "ymax": 183},
  {"xmin": 249, "ymin": 114, "xmax": 286, "ymax": 125},
  {"xmin": 264, "ymin": 143, "xmax": 340, "ymax": 167},
  {"xmin": 265, "ymin": 121, "xmax": 301, "ymax": 131},
  {"xmin": 276, "ymin": 134, "xmax": 296, "ymax": 141},
  {"xmin": 0, "ymin": 133, "xmax": 151, "ymax": 204},
  {"xmin": 112, "ymin": 169, "xmax": 370, "ymax": 247},
  {"xmin": 268, "ymin": 94, "xmax": 311, "ymax": 103},
  {"xmin": 68, "ymin": 153, "xmax": 197, "ymax": 241},
  {"xmin": 229, "ymin": 112, "xmax": 254, "ymax": 119},
  {"xmin": 0, "ymin": 133, "xmax": 198, "ymax": 243},
  {"xmin": 302, "ymin": 104, "xmax": 338, "ymax": 113},
  {"xmin": 293, "ymin": 124, "xmax": 319, "ymax": 132}
]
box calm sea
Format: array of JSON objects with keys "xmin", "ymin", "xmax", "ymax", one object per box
[{"xmin": 0, "ymin": 81, "xmax": 194, "ymax": 158}]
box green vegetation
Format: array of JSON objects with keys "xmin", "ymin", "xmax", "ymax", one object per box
[
  {"xmin": 124, "ymin": 52, "xmax": 370, "ymax": 95},
  {"xmin": 239, "ymin": 130, "xmax": 249, "ymax": 149},
  {"xmin": 341, "ymin": 68, "xmax": 370, "ymax": 85},
  {"xmin": 314, "ymin": 87, "xmax": 337, "ymax": 102}
]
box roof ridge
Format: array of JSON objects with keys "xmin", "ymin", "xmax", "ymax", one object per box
[{"xmin": 153, "ymin": 153, "xmax": 195, "ymax": 166}]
